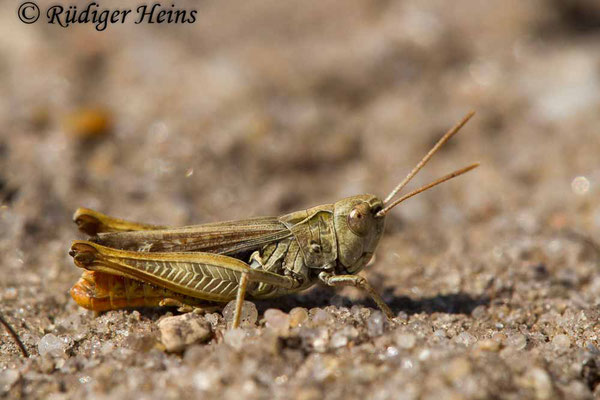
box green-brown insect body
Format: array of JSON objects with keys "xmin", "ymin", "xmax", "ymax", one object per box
[
  {"xmin": 72, "ymin": 195, "xmax": 384, "ymax": 298},
  {"xmin": 69, "ymin": 112, "xmax": 478, "ymax": 328}
]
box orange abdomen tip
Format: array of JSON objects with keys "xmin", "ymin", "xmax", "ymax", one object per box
[{"xmin": 70, "ymin": 271, "xmax": 163, "ymax": 312}]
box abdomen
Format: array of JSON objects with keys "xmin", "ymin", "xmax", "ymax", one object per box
[{"xmin": 70, "ymin": 271, "xmax": 212, "ymax": 311}]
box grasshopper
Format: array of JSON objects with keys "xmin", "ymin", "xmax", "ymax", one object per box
[{"xmin": 69, "ymin": 111, "xmax": 478, "ymax": 328}]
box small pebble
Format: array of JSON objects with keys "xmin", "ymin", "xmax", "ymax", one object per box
[
  {"xmin": 341, "ymin": 326, "xmax": 359, "ymax": 340},
  {"xmin": 312, "ymin": 355, "xmax": 340, "ymax": 382},
  {"xmin": 491, "ymin": 332, "xmax": 507, "ymax": 344},
  {"xmin": 552, "ymin": 334, "xmax": 571, "ymax": 350},
  {"xmin": 100, "ymin": 341, "xmax": 114, "ymax": 355},
  {"xmin": 158, "ymin": 314, "xmax": 211, "ymax": 352},
  {"xmin": 330, "ymin": 331, "xmax": 349, "ymax": 348},
  {"xmin": 443, "ymin": 358, "xmax": 472, "ymax": 382},
  {"xmin": 471, "ymin": 305, "xmax": 487, "ymax": 319},
  {"xmin": 397, "ymin": 311, "xmax": 409, "ymax": 321},
  {"xmin": 385, "ymin": 346, "xmax": 399, "ymax": 358},
  {"xmin": 312, "ymin": 330, "xmax": 330, "ymax": 352},
  {"xmin": 366, "ymin": 311, "xmax": 385, "ymax": 337},
  {"xmin": 264, "ymin": 309, "xmax": 291, "ymax": 335},
  {"xmin": 123, "ymin": 334, "xmax": 156, "ymax": 352},
  {"xmin": 312, "ymin": 309, "xmax": 334, "ymax": 326},
  {"xmin": 396, "ymin": 333, "xmax": 416, "ymax": 349},
  {"xmin": 204, "ymin": 313, "xmax": 221, "ymax": 327},
  {"xmin": 433, "ymin": 329, "xmax": 447, "ymax": 339},
  {"xmin": 525, "ymin": 368, "xmax": 553, "ymax": 399},
  {"xmin": 193, "ymin": 370, "xmax": 220, "ymax": 391},
  {"xmin": 507, "ymin": 333, "xmax": 527, "ymax": 350},
  {"xmin": 0, "ymin": 369, "xmax": 19, "ymax": 393},
  {"xmin": 352, "ymin": 363, "xmax": 378, "ymax": 382},
  {"xmin": 300, "ymin": 328, "xmax": 329, "ymax": 352},
  {"xmin": 38, "ymin": 334, "xmax": 67, "ymax": 358},
  {"xmin": 129, "ymin": 310, "xmax": 141, "ymax": 322},
  {"xmin": 476, "ymin": 339, "xmax": 500, "ymax": 352},
  {"xmin": 455, "ymin": 332, "xmax": 477, "ymax": 347},
  {"xmin": 224, "ymin": 328, "xmax": 246, "ymax": 350},
  {"xmin": 222, "ymin": 300, "xmax": 258, "ymax": 327},
  {"xmin": 39, "ymin": 356, "xmax": 55, "ymax": 374},
  {"xmin": 56, "ymin": 314, "xmax": 83, "ymax": 333},
  {"xmin": 289, "ymin": 308, "xmax": 309, "ymax": 327}
]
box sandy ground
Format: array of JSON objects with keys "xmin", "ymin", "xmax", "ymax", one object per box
[{"xmin": 1, "ymin": 0, "xmax": 600, "ymax": 399}]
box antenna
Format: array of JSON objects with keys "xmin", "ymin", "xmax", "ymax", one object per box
[
  {"xmin": 376, "ymin": 163, "xmax": 479, "ymax": 217},
  {"xmin": 383, "ymin": 111, "xmax": 475, "ymax": 204}
]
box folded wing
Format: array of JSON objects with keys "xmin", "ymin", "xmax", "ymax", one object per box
[{"xmin": 74, "ymin": 208, "xmax": 291, "ymax": 256}]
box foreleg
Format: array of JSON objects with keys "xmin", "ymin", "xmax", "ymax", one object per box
[{"xmin": 319, "ymin": 272, "xmax": 394, "ymax": 319}]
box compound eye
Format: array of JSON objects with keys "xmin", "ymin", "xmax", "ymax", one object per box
[{"xmin": 347, "ymin": 203, "xmax": 370, "ymax": 236}]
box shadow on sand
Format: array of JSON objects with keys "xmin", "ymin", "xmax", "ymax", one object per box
[
  {"xmin": 252, "ymin": 285, "xmax": 490, "ymax": 316},
  {"xmin": 132, "ymin": 285, "xmax": 489, "ymax": 320}
]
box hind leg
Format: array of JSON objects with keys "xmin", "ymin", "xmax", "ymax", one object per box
[{"xmin": 73, "ymin": 208, "xmax": 167, "ymax": 236}]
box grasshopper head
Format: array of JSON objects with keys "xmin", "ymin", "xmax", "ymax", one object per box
[
  {"xmin": 332, "ymin": 112, "xmax": 480, "ymax": 275},
  {"xmin": 333, "ymin": 194, "xmax": 385, "ymax": 274}
]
